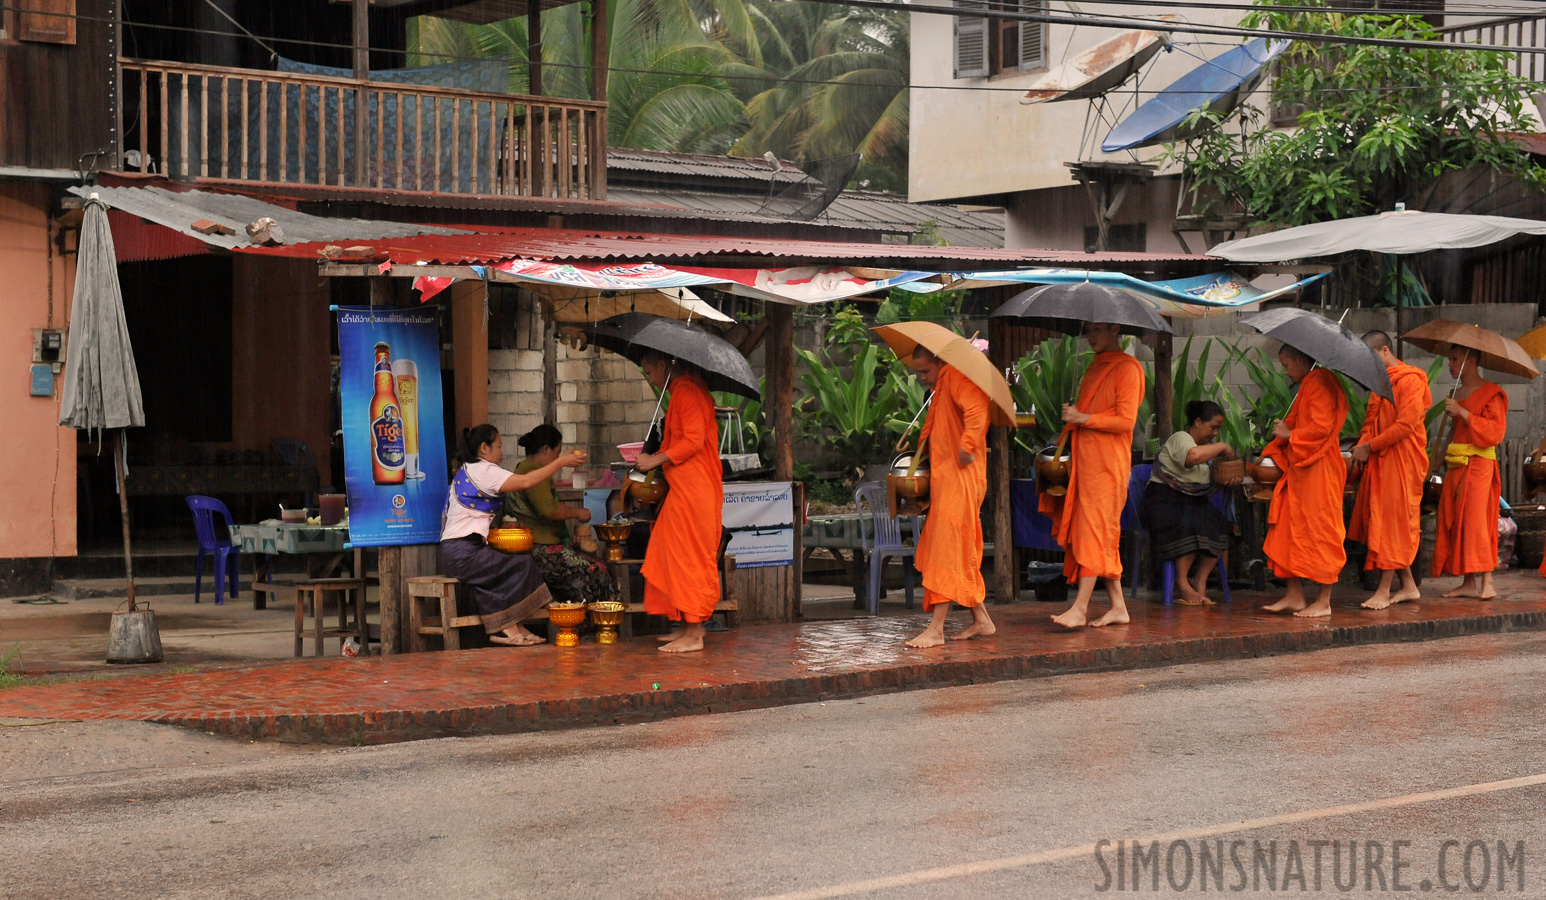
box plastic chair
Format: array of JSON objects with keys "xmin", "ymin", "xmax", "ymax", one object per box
[
  {"xmin": 186, "ymin": 495, "xmax": 240, "ymax": 605},
  {"xmin": 1135, "ymin": 485, "xmax": 1234, "ymax": 605},
  {"xmin": 1125, "ymin": 465, "xmax": 1151, "ymax": 595},
  {"xmin": 854, "ymin": 482, "xmax": 916, "ymax": 616}
]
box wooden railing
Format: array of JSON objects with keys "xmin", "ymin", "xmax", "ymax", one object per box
[
  {"xmin": 115, "ymin": 59, "xmax": 607, "ymax": 200},
  {"xmin": 1439, "ymin": 15, "xmax": 1546, "ymax": 82}
]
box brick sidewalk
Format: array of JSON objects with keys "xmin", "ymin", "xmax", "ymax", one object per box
[{"xmin": 3, "ymin": 575, "xmax": 1544, "ymax": 744}]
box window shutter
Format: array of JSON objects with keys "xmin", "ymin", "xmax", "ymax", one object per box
[
  {"xmin": 16, "ymin": 0, "xmax": 76, "ymax": 45},
  {"xmin": 1018, "ymin": 0, "xmax": 1046, "ymax": 71},
  {"xmin": 954, "ymin": 0, "xmax": 990, "ymax": 79}
]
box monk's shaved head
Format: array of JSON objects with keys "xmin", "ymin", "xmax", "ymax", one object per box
[
  {"xmin": 1278, "ymin": 344, "xmax": 1314, "ymax": 366},
  {"xmin": 1362, "ymin": 330, "xmax": 1392, "ymax": 352},
  {"xmin": 911, "ymin": 346, "xmax": 939, "ymax": 363}
]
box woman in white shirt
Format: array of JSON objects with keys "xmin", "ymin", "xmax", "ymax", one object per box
[
  {"xmin": 441, "ymin": 423, "xmax": 588, "ymax": 646},
  {"xmin": 1136, "ymin": 400, "xmax": 1237, "ymax": 605}
]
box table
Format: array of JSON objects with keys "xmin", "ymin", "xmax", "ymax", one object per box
[{"xmin": 230, "ymin": 523, "xmax": 363, "ymax": 610}]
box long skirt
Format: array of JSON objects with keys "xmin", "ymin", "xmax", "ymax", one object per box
[
  {"xmin": 532, "ymin": 543, "xmax": 618, "ymax": 605},
  {"xmin": 439, "ymin": 536, "xmax": 551, "ymax": 635},
  {"xmin": 1138, "ymin": 481, "xmax": 1229, "ymax": 561}
]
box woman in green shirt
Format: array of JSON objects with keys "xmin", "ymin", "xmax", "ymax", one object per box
[
  {"xmin": 504, "ymin": 425, "xmax": 619, "ymax": 605},
  {"xmin": 1137, "ymin": 400, "xmax": 1238, "ymax": 605}
]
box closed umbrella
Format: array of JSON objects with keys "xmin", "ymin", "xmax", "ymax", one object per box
[
  {"xmin": 1401, "ymin": 319, "xmax": 1540, "ymax": 380},
  {"xmin": 585, "ymin": 313, "xmax": 759, "ymax": 400},
  {"xmin": 1242, "ymin": 308, "xmax": 1393, "ymax": 400},
  {"xmin": 59, "ymin": 194, "xmax": 149, "ymax": 626},
  {"xmin": 991, "ymin": 282, "xmax": 1173, "ymax": 336},
  {"xmin": 870, "ymin": 322, "xmax": 1016, "ymax": 427}
]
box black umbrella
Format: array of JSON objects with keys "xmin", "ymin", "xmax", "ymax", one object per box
[
  {"xmin": 586, "ymin": 313, "xmax": 760, "ymax": 400},
  {"xmin": 1242, "ymin": 308, "xmax": 1393, "ymax": 401},
  {"xmin": 991, "ymin": 282, "xmax": 1173, "ymax": 336}
]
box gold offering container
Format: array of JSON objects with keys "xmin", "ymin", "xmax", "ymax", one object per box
[
  {"xmin": 595, "ymin": 522, "xmax": 633, "ymax": 562},
  {"xmin": 546, "ymin": 602, "xmax": 587, "ymax": 647},
  {"xmin": 587, "ymin": 601, "xmax": 626, "ymax": 644},
  {"xmin": 487, "ymin": 526, "xmax": 535, "ymax": 554}
]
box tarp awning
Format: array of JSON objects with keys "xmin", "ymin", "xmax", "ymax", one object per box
[
  {"xmin": 897, "ymin": 269, "xmax": 1327, "ymax": 318},
  {"xmin": 1209, "ymin": 210, "xmax": 1546, "ymax": 261}
]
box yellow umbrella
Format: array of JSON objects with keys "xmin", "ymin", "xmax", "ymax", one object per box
[
  {"xmin": 872, "ymin": 322, "xmax": 1015, "ymax": 427},
  {"xmin": 1518, "ymin": 322, "xmax": 1546, "ymax": 361}
]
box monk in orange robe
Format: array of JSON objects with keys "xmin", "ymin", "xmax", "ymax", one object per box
[
  {"xmin": 1041, "ymin": 322, "xmax": 1145, "ymax": 629},
  {"xmin": 1432, "ymin": 347, "xmax": 1507, "ymax": 600},
  {"xmin": 1348, "ymin": 331, "xmax": 1430, "ymax": 609},
  {"xmin": 904, "ymin": 347, "xmax": 995, "ymax": 648},
  {"xmin": 635, "ymin": 353, "xmax": 723, "ymax": 652},
  {"xmin": 1261, "ymin": 345, "xmax": 1348, "ymax": 618}
]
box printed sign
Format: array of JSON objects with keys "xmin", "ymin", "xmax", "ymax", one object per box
[
  {"xmin": 337, "ymin": 306, "xmax": 447, "ymax": 546},
  {"xmin": 722, "ymin": 482, "xmax": 795, "ymax": 568}
]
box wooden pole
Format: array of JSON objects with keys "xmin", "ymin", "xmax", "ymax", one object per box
[
  {"xmin": 541, "ymin": 298, "xmax": 558, "ymax": 425},
  {"xmin": 1153, "ymin": 330, "xmax": 1174, "ymax": 442},
  {"xmin": 766, "ymin": 303, "xmax": 795, "ymax": 482},
  {"xmin": 988, "ymin": 317, "xmax": 1015, "ymax": 604},
  {"xmin": 352, "ymin": 0, "xmax": 369, "ymax": 187},
  {"xmin": 117, "ymin": 430, "xmax": 137, "ymax": 611},
  {"xmin": 528, "ymin": 2, "xmax": 543, "ymax": 97},
  {"xmin": 589, "ymin": 0, "xmax": 608, "ymax": 199},
  {"xmin": 450, "ymin": 280, "xmax": 490, "ymax": 432}
]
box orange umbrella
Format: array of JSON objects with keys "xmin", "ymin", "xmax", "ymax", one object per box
[
  {"xmin": 1401, "ymin": 318, "xmax": 1540, "ymax": 379},
  {"xmin": 872, "ymin": 322, "xmax": 1015, "ymax": 427},
  {"xmin": 1518, "ymin": 322, "xmax": 1546, "ymax": 361}
]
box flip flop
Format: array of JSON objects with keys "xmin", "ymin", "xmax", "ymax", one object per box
[{"xmin": 490, "ymin": 633, "xmax": 544, "ymax": 647}]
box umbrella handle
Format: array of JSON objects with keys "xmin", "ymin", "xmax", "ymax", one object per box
[
  {"xmin": 1427, "ymin": 360, "xmax": 1465, "ymax": 477},
  {"xmin": 894, "ymin": 393, "xmax": 933, "ymax": 453}
]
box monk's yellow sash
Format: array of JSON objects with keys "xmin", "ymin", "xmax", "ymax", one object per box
[{"xmin": 1445, "ymin": 442, "xmax": 1497, "ymax": 467}]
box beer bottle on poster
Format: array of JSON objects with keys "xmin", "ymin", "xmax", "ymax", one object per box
[{"xmin": 370, "ymin": 342, "xmax": 407, "ymax": 484}]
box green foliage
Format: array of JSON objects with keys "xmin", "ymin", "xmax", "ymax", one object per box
[
  {"xmin": 795, "ymin": 342, "xmax": 901, "ymax": 475},
  {"xmin": 1166, "ymin": 2, "xmax": 1546, "ymax": 227},
  {"xmin": 713, "ymin": 380, "xmax": 767, "ymax": 455},
  {"xmin": 1228, "ymin": 344, "xmax": 1296, "ymax": 449},
  {"xmin": 0, "ymin": 644, "xmax": 24, "ymax": 690},
  {"xmin": 1336, "ymin": 373, "xmax": 1368, "ymax": 440},
  {"xmin": 883, "ymin": 362, "xmax": 929, "ymax": 444},
  {"xmin": 873, "ymin": 288, "xmax": 965, "ymax": 325},
  {"xmin": 1011, "ymin": 336, "xmax": 1092, "ymax": 448},
  {"xmin": 826, "ymin": 303, "xmax": 872, "ymax": 346}
]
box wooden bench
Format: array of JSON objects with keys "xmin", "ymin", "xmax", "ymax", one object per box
[{"xmin": 405, "ymin": 556, "xmax": 738, "ymax": 651}]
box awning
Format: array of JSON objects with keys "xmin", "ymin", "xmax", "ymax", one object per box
[
  {"xmin": 897, "ymin": 269, "xmax": 1328, "ymax": 318},
  {"xmin": 1210, "ymin": 210, "xmax": 1546, "ymax": 261}
]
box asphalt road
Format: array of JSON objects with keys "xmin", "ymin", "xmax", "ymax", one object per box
[{"xmin": 4, "ymin": 632, "xmax": 1546, "ymax": 899}]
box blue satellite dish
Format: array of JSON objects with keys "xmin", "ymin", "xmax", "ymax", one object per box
[{"xmin": 1101, "ymin": 38, "xmax": 1289, "ymax": 153}]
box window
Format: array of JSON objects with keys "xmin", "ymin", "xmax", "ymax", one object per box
[
  {"xmin": 15, "ymin": 0, "xmax": 75, "ymax": 45},
  {"xmin": 954, "ymin": 0, "xmax": 1047, "ymax": 79}
]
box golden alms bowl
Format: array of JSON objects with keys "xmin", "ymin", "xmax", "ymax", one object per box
[
  {"xmin": 546, "ymin": 601, "xmax": 587, "ymax": 647},
  {"xmin": 587, "ymin": 601, "xmax": 626, "ymax": 644},
  {"xmin": 595, "ymin": 523, "xmax": 633, "ymax": 543},
  {"xmin": 487, "ymin": 527, "xmax": 535, "ymax": 554}
]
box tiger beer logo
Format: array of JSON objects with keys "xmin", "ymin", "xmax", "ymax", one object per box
[{"xmin": 373, "ymin": 406, "xmax": 406, "ymax": 467}]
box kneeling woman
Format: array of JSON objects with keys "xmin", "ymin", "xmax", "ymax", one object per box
[
  {"xmin": 1138, "ymin": 400, "xmax": 1237, "ymax": 605},
  {"xmin": 504, "ymin": 424, "xmax": 619, "ymax": 605},
  {"xmin": 441, "ymin": 424, "xmax": 587, "ymax": 646}
]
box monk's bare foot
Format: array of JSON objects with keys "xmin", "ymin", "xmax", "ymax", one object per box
[
  {"xmin": 1294, "ymin": 600, "xmax": 1332, "ymax": 618},
  {"xmin": 656, "ymin": 631, "xmax": 683, "ymax": 642},
  {"xmin": 1090, "ymin": 609, "xmax": 1130, "ymax": 627},
  {"xmin": 658, "ymin": 634, "xmax": 704, "ymax": 652},
  {"xmin": 951, "ymin": 620, "xmax": 997, "ymax": 640},
  {"xmin": 1389, "ymin": 586, "xmax": 1421, "ymax": 604},
  {"xmin": 1477, "ymin": 590, "xmax": 1497, "ymax": 600},
  {"xmin": 1262, "ymin": 597, "xmax": 1306, "ymax": 613},
  {"xmin": 906, "ymin": 627, "xmax": 947, "ymax": 648},
  {"xmin": 1442, "ymin": 586, "xmax": 1479, "ymax": 598},
  {"xmin": 1361, "ymin": 591, "xmax": 1394, "ymax": 610},
  {"xmin": 1051, "ymin": 610, "xmax": 1087, "ymax": 629}
]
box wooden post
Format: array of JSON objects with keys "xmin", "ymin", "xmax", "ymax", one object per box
[
  {"xmin": 589, "ymin": 0, "xmax": 608, "ymax": 199},
  {"xmin": 766, "ymin": 303, "xmax": 795, "ymax": 482},
  {"xmin": 528, "ymin": 2, "xmax": 543, "ymax": 97},
  {"xmin": 541, "ymin": 298, "xmax": 558, "ymax": 425},
  {"xmin": 988, "ymin": 316, "xmax": 1015, "ymax": 604},
  {"xmin": 352, "ymin": 0, "xmax": 369, "ymax": 187},
  {"xmin": 116, "ymin": 431, "xmax": 137, "ymax": 611},
  {"xmin": 451, "ymin": 280, "xmax": 489, "ymax": 432},
  {"xmin": 1153, "ymin": 330, "xmax": 1174, "ymax": 442}
]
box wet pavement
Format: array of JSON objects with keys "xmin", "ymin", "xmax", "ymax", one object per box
[{"xmin": 3, "ymin": 570, "xmax": 1545, "ymax": 743}]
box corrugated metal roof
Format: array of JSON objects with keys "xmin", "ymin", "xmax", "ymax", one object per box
[
  {"xmin": 68, "ymin": 185, "xmax": 467, "ymax": 250},
  {"xmin": 250, "ymin": 226, "xmax": 1206, "ymax": 268},
  {"xmin": 608, "ymin": 147, "xmax": 806, "ymax": 182}
]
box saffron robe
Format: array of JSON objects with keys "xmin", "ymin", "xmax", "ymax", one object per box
[
  {"xmin": 1432, "ymin": 382, "xmax": 1507, "ymax": 578},
  {"xmin": 1040, "ymin": 351, "xmax": 1145, "ymax": 582},
  {"xmin": 915, "ymin": 365, "xmax": 990, "ymax": 611},
  {"xmin": 1262, "ymin": 368, "xmax": 1348, "ymax": 585},
  {"xmin": 641, "ymin": 373, "xmax": 724, "ymax": 622},
  {"xmin": 1348, "ymin": 362, "xmax": 1430, "ymax": 570}
]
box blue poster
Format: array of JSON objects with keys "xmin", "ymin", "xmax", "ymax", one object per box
[{"xmin": 336, "ymin": 306, "xmax": 447, "ymax": 546}]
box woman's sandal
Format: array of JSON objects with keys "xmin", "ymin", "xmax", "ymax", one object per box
[{"xmin": 490, "ymin": 632, "xmax": 544, "ymax": 647}]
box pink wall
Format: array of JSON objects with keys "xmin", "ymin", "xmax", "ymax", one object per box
[{"xmin": 0, "ymin": 183, "xmax": 77, "ymax": 559}]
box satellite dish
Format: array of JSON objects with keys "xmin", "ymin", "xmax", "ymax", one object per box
[
  {"xmin": 1021, "ymin": 28, "xmax": 1168, "ymax": 104},
  {"xmin": 1101, "ymin": 38, "xmax": 1289, "ymax": 153}
]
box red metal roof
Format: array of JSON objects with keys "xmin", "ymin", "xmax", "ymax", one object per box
[{"xmin": 247, "ymin": 226, "xmax": 1208, "ymax": 269}]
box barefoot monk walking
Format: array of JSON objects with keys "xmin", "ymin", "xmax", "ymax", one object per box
[{"xmin": 1431, "ymin": 346, "xmax": 1507, "ymax": 600}]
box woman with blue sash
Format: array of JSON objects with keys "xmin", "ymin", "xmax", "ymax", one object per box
[{"xmin": 441, "ymin": 424, "xmax": 588, "ymax": 646}]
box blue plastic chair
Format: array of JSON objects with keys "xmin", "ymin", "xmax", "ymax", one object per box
[
  {"xmin": 855, "ymin": 482, "xmax": 917, "ymax": 616},
  {"xmin": 186, "ymin": 495, "xmax": 240, "ymax": 605},
  {"xmin": 1125, "ymin": 464, "xmax": 1151, "ymax": 594}
]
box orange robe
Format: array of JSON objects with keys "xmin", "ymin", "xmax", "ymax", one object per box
[
  {"xmin": 915, "ymin": 365, "xmax": 990, "ymax": 611},
  {"xmin": 1432, "ymin": 382, "xmax": 1507, "ymax": 577},
  {"xmin": 1040, "ymin": 351, "xmax": 1145, "ymax": 582},
  {"xmin": 1262, "ymin": 368, "xmax": 1348, "ymax": 584},
  {"xmin": 1348, "ymin": 362, "xmax": 1430, "ymax": 570},
  {"xmin": 641, "ymin": 373, "xmax": 723, "ymax": 622}
]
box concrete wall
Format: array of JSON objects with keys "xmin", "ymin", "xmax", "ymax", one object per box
[{"xmin": 0, "ymin": 182, "xmax": 77, "ymax": 578}]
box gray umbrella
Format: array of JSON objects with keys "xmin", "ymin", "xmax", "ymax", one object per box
[
  {"xmin": 1242, "ymin": 308, "xmax": 1393, "ymax": 401},
  {"xmin": 585, "ymin": 313, "xmax": 759, "ymax": 400},
  {"xmin": 991, "ymin": 282, "xmax": 1173, "ymax": 336},
  {"xmin": 59, "ymin": 195, "xmax": 146, "ymax": 609}
]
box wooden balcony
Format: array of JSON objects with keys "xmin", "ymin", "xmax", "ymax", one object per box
[
  {"xmin": 1440, "ymin": 15, "xmax": 1546, "ymax": 82},
  {"xmin": 115, "ymin": 59, "xmax": 608, "ymax": 201}
]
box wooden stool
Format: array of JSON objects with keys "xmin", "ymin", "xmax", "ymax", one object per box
[
  {"xmin": 406, "ymin": 576, "xmax": 484, "ymax": 652},
  {"xmin": 294, "ymin": 578, "xmax": 366, "ymax": 657}
]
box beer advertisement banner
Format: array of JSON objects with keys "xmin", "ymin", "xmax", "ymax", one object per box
[
  {"xmin": 336, "ymin": 307, "xmax": 447, "ymax": 546},
  {"xmin": 722, "ymin": 482, "xmax": 795, "ymax": 568}
]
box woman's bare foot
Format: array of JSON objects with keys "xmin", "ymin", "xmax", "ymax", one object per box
[
  {"xmin": 906, "ymin": 626, "xmax": 947, "ymax": 648},
  {"xmin": 951, "ymin": 620, "xmax": 996, "ymax": 640},
  {"xmin": 1051, "ymin": 610, "xmax": 1087, "ymax": 629},
  {"xmin": 1262, "ymin": 597, "xmax": 1306, "ymax": 612},
  {"xmin": 1090, "ymin": 608, "xmax": 1130, "ymax": 627}
]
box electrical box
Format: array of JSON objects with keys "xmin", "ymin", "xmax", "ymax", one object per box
[
  {"xmin": 32, "ymin": 328, "xmax": 65, "ymax": 365},
  {"xmin": 30, "ymin": 364, "xmax": 54, "ymax": 397}
]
